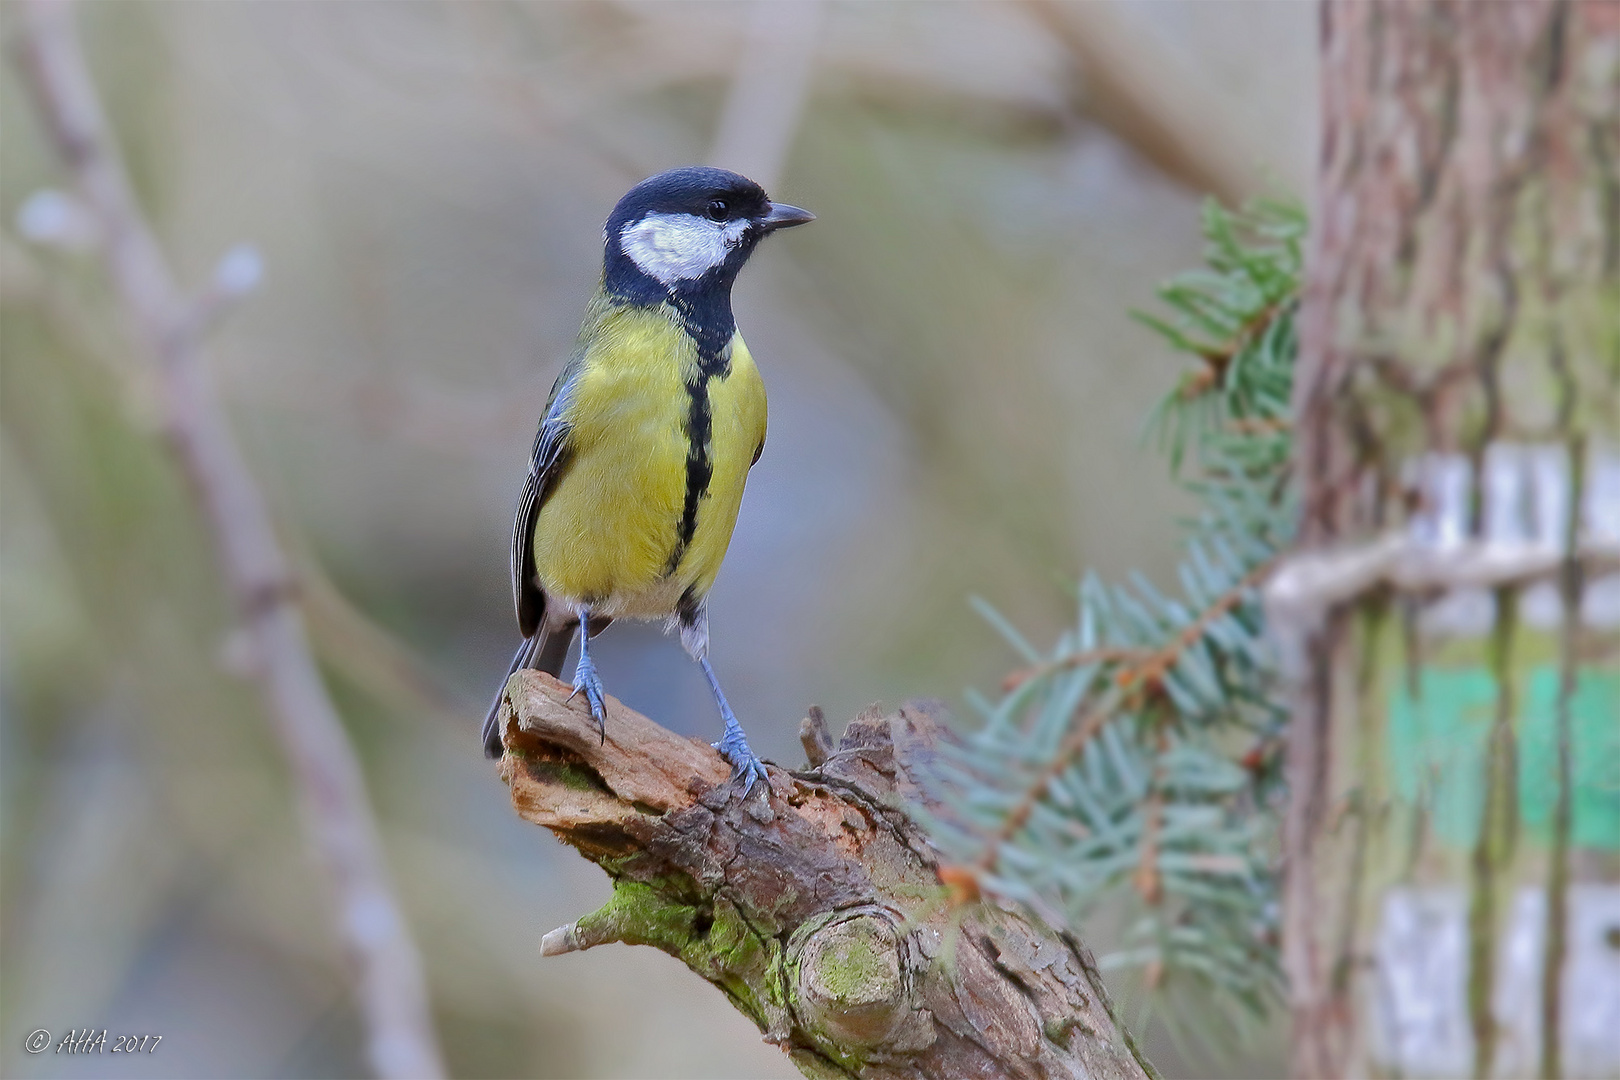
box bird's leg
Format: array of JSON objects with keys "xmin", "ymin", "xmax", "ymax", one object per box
[
  {"xmin": 678, "ymin": 596, "xmax": 767, "ymax": 795},
  {"xmin": 566, "ymin": 609, "xmax": 608, "ymax": 742},
  {"xmin": 699, "ymin": 657, "xmax": 768, "ymax": 795}
]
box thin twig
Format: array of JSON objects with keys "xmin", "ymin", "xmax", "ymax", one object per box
[
  {"xmin": 1132, "ymin": 557, "xmax": 1278, "ymax": 687},
  {"xmin": 973, "ymin": 685, "xmax": 1127, "ymax": 875},
  {"xmin": 1004, "ymin": 558, "xmax": 1276, "ymax": 694},
  {"xmin": 1001, "ymin": 646, "xmax": 1139, "ymax": 693},
  {"xmin": 1132, "ymin": 786, "xmax": 1164, "ymax": 905},
  {"xmin": 12, "ymin": 4, "xmax": 445, "ymax": 1076},
  {"xmin": 1226, "ymin": 417, "xmax": 1293, "ymax": 436},
  {"xmin": 1182, "ymin": 300, "xmax": 1287, "ymax": 395},
  {"xmin": 1265, "ymin": 533, "xmax": 1620, "ymax": 625}
]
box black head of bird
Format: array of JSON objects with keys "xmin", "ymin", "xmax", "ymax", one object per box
[{"xmin": 602, "ymin": 166, "xmax": 814, "ymax": 307}]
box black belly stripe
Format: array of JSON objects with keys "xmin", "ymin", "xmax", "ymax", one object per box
[
  {"xmin": 663, "ymin": 306, "xmax": 733, "ymax": 578},
  {"xmin": 666, "ymin": 374, "xmax": 713, "ymax": 575}
]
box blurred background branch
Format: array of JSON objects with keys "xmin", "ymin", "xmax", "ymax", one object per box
[
  {"xmin": 708, "ymin": 0, "xmax": 824, "ymax": 193},
  {"xmin": 11, "ymin": 2, "xmax": 443, "ymax": 1075},
  {"xmin": 1021, "ymin": 0, "xmax": 1267, "ymax": 206}
]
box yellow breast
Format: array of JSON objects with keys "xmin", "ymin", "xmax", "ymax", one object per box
[{"xmin": 530, "ymin": 303, "xmax": 767, "ymax": 617}]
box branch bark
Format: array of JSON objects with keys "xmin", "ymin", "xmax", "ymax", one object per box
[
  {"xmin": 12, "ymin": 3, "xmax": 444, "ymax": 1076},
  {"xmin": 493, "ymin": 671, "xmax": 1155, "ymax": 1080}
]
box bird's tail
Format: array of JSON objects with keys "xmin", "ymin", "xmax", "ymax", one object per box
[{"xmin": 481, "ymin": 623, "xmax": 577, "ymax": 758}]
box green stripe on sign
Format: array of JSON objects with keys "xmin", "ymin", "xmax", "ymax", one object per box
[{"xmin": 1387, "ymin": 667, "xmax": 1619, "ymax": 850}]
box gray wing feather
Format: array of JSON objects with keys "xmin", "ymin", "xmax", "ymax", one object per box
[{"xmin": 512, "ymin": 359, "xmax": 581, "ymax": 637}]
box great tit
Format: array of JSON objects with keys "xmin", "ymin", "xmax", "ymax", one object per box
[{"xmin": 482, "ymin": 166, "xmax": 814, "ymax": 793}]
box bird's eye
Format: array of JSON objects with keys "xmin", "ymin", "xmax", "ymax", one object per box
[{"xmin": 706, "ymin": 199, "xmax": 729, "ymax": 222}]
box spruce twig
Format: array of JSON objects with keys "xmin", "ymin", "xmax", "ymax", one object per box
[{"xmin": 926, "ymin": 198, "xmax": 1303, "ymax": 1052}]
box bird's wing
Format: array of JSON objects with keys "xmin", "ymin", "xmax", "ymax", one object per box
[{"xmin": 512, "ymin": 357, "xmax": 582, "ymax": 637}]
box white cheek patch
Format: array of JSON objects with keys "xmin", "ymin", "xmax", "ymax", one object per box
[{"xmin": 619, "ymin": 212, "xmax": 751, "ymax": 285}]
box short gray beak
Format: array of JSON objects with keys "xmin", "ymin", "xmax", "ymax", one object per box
[{"xmin": 759, "ymin": 202, "xmax": 815, "ymax": 230}]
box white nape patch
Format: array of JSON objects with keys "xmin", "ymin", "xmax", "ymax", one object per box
[{"xmin": 620, "ymin": 212, "xmax": 751, "ymax": 285}]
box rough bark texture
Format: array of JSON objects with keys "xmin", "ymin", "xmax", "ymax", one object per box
[
  {"xmin": 1283, "ymin": 3, "xmax": 1619, "ymax": 1078},
  {"xmin": 1299, "ymin": 0, "xmax": 1618, "ymax": 540},
  {"xmin": 493, "ymin": 671, "xmax": 1154, "ymax": 1080}
]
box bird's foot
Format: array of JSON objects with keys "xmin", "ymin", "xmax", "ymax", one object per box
[
  {"xmin": 713, "ymin": 720, "xmax": 769, "ymax": 796},
  {"xmin": 567, "ymin": 650, "xmax": 608, "ymax": 742}
]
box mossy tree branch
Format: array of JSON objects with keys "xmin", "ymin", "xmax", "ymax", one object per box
[{"xmin": 492, "ymin": 671, "xmax": 1155, "ymax": 1080}]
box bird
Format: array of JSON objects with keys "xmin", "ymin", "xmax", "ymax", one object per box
[{"xmin": 481, "ymin": 166, "xmax": 814, "ymax": 794}]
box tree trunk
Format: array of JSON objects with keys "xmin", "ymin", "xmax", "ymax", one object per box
[
  {"xmin": 491, "ymin": 672, "xmax": 1155, "ymax": 1080},
  {"xmin": 1278, "ymin": 2, "xmax": 1620, "ymax": 1077}
]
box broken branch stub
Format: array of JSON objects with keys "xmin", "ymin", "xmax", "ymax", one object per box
[{"xmin": 495, "ymin": 671, "xmax": 1152, "ymax": 1080}]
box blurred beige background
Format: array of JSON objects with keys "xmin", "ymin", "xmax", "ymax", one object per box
[{"xmin": 1, "ymin": 2, "xmax": 1314, "ymax": 1076}]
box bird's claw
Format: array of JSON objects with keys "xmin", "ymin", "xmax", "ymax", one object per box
[
  {"xmin": 713, "ymin": 724, "xmax": 769, "ymax": 796},
  {"xmin": 568, "ymin": 650, "xmax": 608, "ymax": 742}
]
